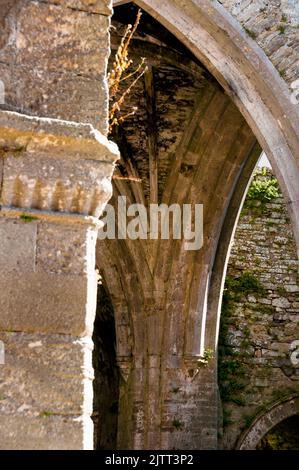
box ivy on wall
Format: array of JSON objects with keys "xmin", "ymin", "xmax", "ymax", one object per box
[
  {"xmin": 218, "ymin": 271, "xmax": 265, "ymax": 417},
  {"xmin": 218, "ymin": 168, "xmax": 299, "ymax": 445}
]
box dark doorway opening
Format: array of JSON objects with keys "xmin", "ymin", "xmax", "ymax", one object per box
[
  {"xmin": 92, "ymin": 283, "xmax": 119, "ymax": 450},
  {"xmin": 257, "ymin": 414, "xmax": 299, "ymax": 450}
]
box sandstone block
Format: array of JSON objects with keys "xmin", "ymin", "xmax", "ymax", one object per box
[
  {"xmin": 36, "ymin": 222, "xmax": 97, "ymax": 275},
  {"xmin": 0, "ymin": 271, "xmax": 96, "ymax": 335},
  {"xmin": 0, "ymin": 218, "xmax": 37, "ymax": 272},
  {"xmin": 0, "ymin": 414, "xmax": 85, "ymax": 450},
  {"xmin": 0, "ymin": 332, "xmax": 91, "ymax": 416}
]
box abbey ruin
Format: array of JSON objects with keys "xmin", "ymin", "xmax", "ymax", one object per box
[{"xmin": 0, "ymin": 0, "xmax": 299, "ymax": 450}]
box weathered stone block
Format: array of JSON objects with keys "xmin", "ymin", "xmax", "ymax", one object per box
[
  {"xmin": 36, "ymin": 222, "xmax": 97, "ymax": 275},
  {"xmin": 0, "ymin": 272, "xmax": 96, "ymax": 335},
  {"xmin": 0, "ymin": 218, "xmax": 37, "ymax": 272},
  {"xmin": 0, "ymin": 414, "xmax": 85, "ymax": 450},
  {"xmin": 0, "ymin": 332, "xmax": 91, "ymax": 416},
  {"xmin": 272, "ymin": 297, "xmax": 291, "ymax": 308},
  {"xmin": 35, "ymin": 0, "xmax": 113, "ymax": 15},
  {"xmin": 271, "ymin": 342, "xmax": 290, "ymax": 353},
  {"xmin": 285, "ymin": 284, "xmax": 299, "ymax": 292},
  {"xmin": 0, "ymin": 1, "xmax": 111, "ymax": 131},
  {"xmin": 0, "ymin": 332, "xmax": 94, "ymax": 449}
]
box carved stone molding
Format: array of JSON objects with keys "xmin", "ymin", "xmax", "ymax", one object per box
[{"xmin": 0, "ymin": 110, "xmax": 119, "ymax": 217}]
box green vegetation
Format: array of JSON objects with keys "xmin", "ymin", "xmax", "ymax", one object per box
[
  {"xmin": 172, "ymin": 419, "xmax": 183, "ymax": 430},
  {"xmin": 224, "ymin": 271, "xmax": 266, "ymax": 300},
  {"xmin": 218, "ymin": 271, "xmax": 266, "ymax": 423},
  {"xmin": 279, "ymin": 69, "xmax": 286, "ymax": 78},
  {"xmin": 244, "ymin": 28, "xmax": 257, "ymax": 39},
  {"xmin": 271, "ymin": 388, "xmax": 298, "ymax": 402},
  {"xmin": 277, "ymin": 286, "xmax": 287, "ymax": 296},
  {"xmin": 257, "ymin": 417, "xmax": 299, "ymax": 450},
  {"xmin": 20, "ymin": 214, "xmax": 39, "ymax": 223},
  {"xmin": 243, "ymin": 414, "xmax": 255, "ymax": 429},
  {"xmin": 219, "ymin": 168, "xmax": 297, "ymax": 434},
  {"xmin": 278, "ymin": 25, "xmax": 286, "ymax": 34},
  {"xmin": 247, "ymin": 177, "xmax": 279, "ymax": 203},
  {"xmin": 222, "ymin": 408, "xmax": 233, "ymax": 427},
  {"xmin": 242, "ymin": 170, "xmax": 280, "ymax": 216},
  {"xmin": 39, "ymin": 410, "xmax": 54, "ymax": 418},
  {"xmin": 203, "ymin": 348, "xmax": 214, "ymax": 362}
]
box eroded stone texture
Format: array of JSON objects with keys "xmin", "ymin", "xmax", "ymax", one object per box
[
  {"xmin": 221, "ymin": 0, "xmax": 299, "ymax": 84},
  {"xmin": 0, "ymin": 332, "xmax": 94, "ymax": 450},
  {"xmin": 0, "ymin": 415, "xmax": 84, "ymax": 450},
  {"xmin": 0, "ymin": 110, "xmax": 118, "ymax": 216},
  {"xmin": 0, "ymin": 0, "xmax": 110, "ymax": 133},
  {"xmin": 36, "ymin": 222, "xmax": 97, "ymax": 275},
  {"xmin": 0, "ymin": 109, "xmax": 119, "ymax": 161},
  {"xmin": 0, "ymin": 218, "xmax": 37, "ymax": 272},
  {"xmin": 0, "ymin": 270, "xmax": 97, "ymax": 335},
  {"xmin": 240, "ymin": 396, "xmax": 299, "ymax": 449},
  {"xmin": 35, "ymin": 0, "xmax": 113, "ymax": 15},
  {"xmin": 0, "ymin": 0, "xmax": 298, "ymax": 451},
  {"xmin": 0, "ymin": 211, "xmax": 99, "ymax": 338}
]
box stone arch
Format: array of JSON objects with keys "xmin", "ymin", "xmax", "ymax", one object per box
[
  {"xmin": 115, "ymin": 0, "xmax": 299, "ymax": 356},
  {"xmin": 98, "ymin": 1, "xmax": 299, "ymax": 448},
  {"xmin": 237, "ymin": 395, "xmax": 299, "ymax": 450},
  {"xmin": 118, "ymin": 0, "xmax": 299, "ymax": 250}
]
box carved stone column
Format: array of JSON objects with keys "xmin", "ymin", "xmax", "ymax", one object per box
[{"xmin": 0, "ymin": 111, "xmax": 119, "ymax": 449}]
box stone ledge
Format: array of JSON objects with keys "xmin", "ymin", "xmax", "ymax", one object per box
[
  {"xmin": 35, "ymin": 0, "xmax": 113, "ymax": 16},
  {"xmin": 0, "ymin": 109, "xmax": 119, "ymax": 162},
  {"xmin": 0, "ymin": 207, "xmax": 103, "ymax": 228}
]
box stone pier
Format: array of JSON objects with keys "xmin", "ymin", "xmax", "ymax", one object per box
[{"xmin": 0, "ymin": 0, "xmax": 118, "ymax": 449}]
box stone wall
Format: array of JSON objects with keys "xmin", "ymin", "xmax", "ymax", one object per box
[
  {"xmin": 221, "ymin": 0, "xmax": 299, "ymax": 86},
  {"xmin": 219, "ymin": 168, "xmax": 299, "ymax": 449}
]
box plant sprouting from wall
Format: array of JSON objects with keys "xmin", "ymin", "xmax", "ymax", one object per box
[
  {"xmin": 247, "ymin": 175, "xmax": 279, "ymax": 203},
  {"xmin": 108, "ymin": 9, "xmax": 147, "ymax": 134}
]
